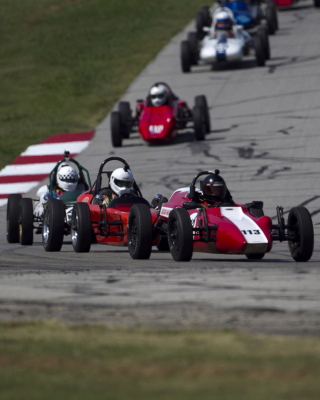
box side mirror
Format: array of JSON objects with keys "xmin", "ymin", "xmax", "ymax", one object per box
[
  {"xmin": 151, "ymin": 194, "xmax": 168, "ymax": 209},
  {"xmin": 183, "ymin": 202, "xmax": 199, "ymax": 210},
  {"xmin": 251, "ymin": 201, "xmax": 263, "ymax": 210},
  {"xmin": 136, "ymin": 99, "xmax": 143, "ymax": 103},
  {"xmin": 95, "ymin": 194, "xmax": 104, "ymax": 205}
]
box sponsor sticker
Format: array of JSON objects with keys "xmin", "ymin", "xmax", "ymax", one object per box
[
  {"xmin": 149, "ymin": 125, "xmax": 164, "ymax": 135},
  {"xmin": 82, "ymin": 197, "xmax": 89, "ymax": 203}
]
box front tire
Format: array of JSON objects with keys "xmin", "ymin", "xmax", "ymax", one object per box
[
  {"xmin": 181, "ymin": 41, "xmax": 191, "ymax": 73},
  {"xmin": 193, "ymin": 105, "xmax": 206, "ymax": 141},
  {"xmin": 6, "ymin": 193, "xmax": 22, "ymax": 243},
  {"xmin": 257, "ymin": 26, "xmax": 270, "ymax": 60},
  {"xmin": 168, "ymin": 208, "xmax": 193, "ymax": 262},
  {"xmin": 254, "ymin": 34, "xmax": 265, "ymax": 67},
  {"xmin": 19, "ymin": 198, "xmax": 34, "ymax": 245},
  {"xmin": 287, "ymin": 207, "xmax": 314, "ymax": 262},
  {"xmin": 71, "ymin": 203, "xmax": 92, "ymax": 253},
  {"xmin": 111, "ymin": 111, "xmax": 122, "ymax": 148},
  {"xmin": 118, "ymin": 101, "xmax": 131, "ymax": 139},
  {"xmin": 195, "ymin": 95, "xmax": 211, "ymax": 133},
  {"xmin": 127, "ymin": 204, "xmax": 153, "ymax": 259},
  {"xmin": 42, "ymin": 199, "xmax": 65, "ymax": 252}
]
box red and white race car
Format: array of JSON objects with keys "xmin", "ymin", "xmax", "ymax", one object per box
[
  {"xmin": 272, "ymin": 0, "xmax": 319, "ymax": 7},
  {"xmin": 157, "ymin": 169, "xmax": 314, "ymax": 262},
  {"xmin": 110, "ymin": 82, "xmax": 211, "ymax": 147}
]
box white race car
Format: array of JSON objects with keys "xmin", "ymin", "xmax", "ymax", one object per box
[{"xmin": 181, "ymin": 6, "xmax": 269, "ymax": 73}]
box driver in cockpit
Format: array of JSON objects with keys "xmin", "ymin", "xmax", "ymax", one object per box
[{"xmin": 101, "ymin": 166, "xmax": 135, "ymax": 206}]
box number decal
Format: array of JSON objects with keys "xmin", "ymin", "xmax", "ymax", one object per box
[{"xmin": 242, "ymin": 229, "xmax": 260, "ymax": 235}]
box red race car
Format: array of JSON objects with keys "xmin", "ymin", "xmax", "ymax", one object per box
[
  {"xmin": 110, "ymin": 82, "xmax": 211, "ymax": 147},
  {"xmin": 69, "ymin": 157, "xmax": 167, "ymax": 259},
  {"xmin": 157, "ymin": 169, "xmax": 314, "ymax": 262},
  {"xmin": 273, "ymin": 0, "xmax": 319, "ymax": 7}
]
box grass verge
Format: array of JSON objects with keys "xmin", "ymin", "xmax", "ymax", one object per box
[
  {"xmin": 0, "ymin": 0, "xmax": 205, "ymax": 170},
  {"xmin": 1, "ymin": 321, "xmax": 320, "ymax": 400}
]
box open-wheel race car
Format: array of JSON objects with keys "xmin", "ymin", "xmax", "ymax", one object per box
[
  {"xmin": 69, "ymin": 157, "xmax": 170, "ymax": 259},
  {"xmin": 110, "ymin": 82, "xmax": 211, "ymax": 147},
  {"xmin": 6, "ymin": 151, "xmax": 91, "ymax": 251},
  {"xmin": 156, "ymin": 169, "xmax": 314, "ymax": 262},
  {"xmin": 181, "ymin": 6, "xmax": 270, "ymax": 73}
]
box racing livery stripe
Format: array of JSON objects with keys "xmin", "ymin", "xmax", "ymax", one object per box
[{"xmin": 0, "ymin": 130, "xmax": 94, "ymax": 206}]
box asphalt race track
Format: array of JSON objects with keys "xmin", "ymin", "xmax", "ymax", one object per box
[{"xmin": 0, "ymin": 2, "xmax": 320, "ymax": 335}]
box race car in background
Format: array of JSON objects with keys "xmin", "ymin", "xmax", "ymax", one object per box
[
  {"xmin": 273, "ymin": 0, "xmax": 319, "ymax": 8},
  {"xmin": 196, "ymin": 1, "xmax": 278, "ymax": 35},
  {"xmin": 156, "ymin": 169, "xmax": 314, "ymax": 262},
  {"xmin": 6, "ymin": 151, "xmax": 91, "ymax": 251},
  {"xmin": 181, "ymin": 6, "xmax": 270, "ymax": 73},
  {"xmin": 110, "ymin": 82, "xmax": 211, "ymax": 147}
]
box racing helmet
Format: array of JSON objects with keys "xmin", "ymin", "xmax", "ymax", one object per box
[
  {"xmin": 201, "ymin": 170, "xmax": 226, "ymax": 203},
  {"xmin": 57, "ymin": 164, "xmax": 78, "ymax": 192},
  {"xmin": 215, "ymin": 10, "xmax": 233, "ymax": 31},
  {"xmin": 110, "ymin": 166, "xmax": 134, "ymax": 196},
  {"xmin": 149, "ymin": 84, "xmax": 168, "ymax": 107}
]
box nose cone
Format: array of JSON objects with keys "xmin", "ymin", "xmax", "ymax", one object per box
[{"xmin": 139, "ymin": 105, "xmax": 176, "ymax": 142}]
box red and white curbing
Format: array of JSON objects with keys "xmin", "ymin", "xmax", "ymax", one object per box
[{"xmin": 0, "ymin": 131, "xmax": 94, "ymax": 207}]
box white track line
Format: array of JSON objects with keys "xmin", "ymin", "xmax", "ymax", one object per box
[{"xmin": 21, "ymin": 141, "xmax": 90, "ymax": 156}]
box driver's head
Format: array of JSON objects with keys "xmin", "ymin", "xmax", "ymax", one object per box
[
  {"xmin": 149, "ymin": 84, "xmax": 168, "ymax": 107},
  {"xmin": 110, "ymin": 166, "xmax": 134, "ymax": 196},
  {"xmin": 57, "ymin": 164, "xmax": 78, "ymax": 192},
  {"xmin": 201, "ymin": 170, "xmax": 226, "ymax": 203},
  {"xmin": 215, "ymin": 10, "xmax": 233, "ymax": 31}
]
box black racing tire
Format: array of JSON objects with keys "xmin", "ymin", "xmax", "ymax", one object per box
[
  {"xmin": 42, "ymin": 198, "xmax": 65, "ymax": 252},
  {"xmin": 314, "ymin": 0, "xmax": 320, "ymax": 7},
  {"xmin": 265, "ymin": 6, "xmax": 276, "ymax": 35},
  {"xmin": 201, "ymin": 6, "xmax": 212, "ymax": 27},
  {"xmin": 195, "ymin": 95, "xmax": 211, "ymax": 133},
  {"xmin": 118, "ymin": 101, "xmax": 131, "ymax": 139},
  {"xmin": 193, "ymin": 105, "xmax": 206, "ymax": 141},
  {"xmin": 168, "ymin": 208, "xmax": 193, "ymax": 262},
  {"xmin": 187, "ymin": 31, "xmax": 199, "ymax": 65},
  {"xmin": 287, "ymin": 207, "xmax": 314, "ymax": 262},
  {"xmin": 257, "ymin": 26, "xmax": 270, "ymax": 60},
  {"xmin": 111, "ymin": 111, "xmax": 122, "ymax": 147},
  {"xmin": 195, "ymin": 11, "xmax": 205, "ymax": 37},
  {"xmin": 19, "ymin": 198, "xmax": 34, "ymax": 245},
  {"xmin": 254, "ymin": 34, "xmax": 265, "ymax": 67},
  {"xmin": 246, "ymin": 253, "xmax": 265, "ymax": 260},
  {"xmin": 6, "ymin": 193, "xmax": 22, "ymax": 243},
  {"xmin": 181, "ymin": 41, "xmax": 191, "ymax": 73},
  {"xmin": 127, "ymin": 204, "xmax": 153, "ymax": 259},
  {"xmin": 156, "ymin": 237, "xmax": 170, "ymax": 251},
  {"xmin": 71, "ymin": 203, "xmax": 92, "ymax": 253}
]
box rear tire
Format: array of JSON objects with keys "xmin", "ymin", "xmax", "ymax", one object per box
[
  {"xmin": 193, "ymin": 105, "xmax": 206, "ymax": 141},
  {"xmin": 19, "ymin": 198, "xmax": 34, "ymax": 245},
  {"xmin": 287, "ymin": 207, "xmax": 314, "ymax": 262},
  {"xmin": 6, "ymin": 193, "xmax": 22, "ymax": 243},
  {"xmin": 257, "ymin": 26, "xmax": 270, "ymax": 60},
  {"xmin": 201, "ymin": 6, "xmax": 211, "ymax": 27},
  {"xmin": 71, "ymin": 203, "xmax": 92, "ymax": 253},
  {"xmin": 118, "ymin": 101, "xmax": 131, "ymax": 139},
  {"xmin": 254, "ymin": 35, "xmax": 265, "ymax": 67},
  {"xmin": 195, "ymin": 95, "xmax": 211, "ymax": 133},
  {"xmin": 42, "ymin": 199, "xmax": 65, "ymax": 252},
  {"xmin": 266, "ymin": 6, "xmax": 276, "ymax": 35},
  {"xmin": 315, "ymin": 0, "xmax": 320, "ymax": 7},
  {"xmin": 187, "ymin": 32, "xmax": 199, "ymax": 65},
  {"xmin": 246, "ymin": 253, "xmax": 265, "ymax": 260},
  {"xmin": 127, "ymin": 204, "xmax": 153, "ymax": 259},
  {"xmin": 181, "ymin": 41, "xmax": 191, "ymax": 73},
  {"xmin": 195, "ymin": 11, "xmax": 205, "ymax": 37},
  {"xmin": 111, "ymin": 111, "xmax": 122, "ymax": 147},
  {"xmin": 168, "ymin": 208, "xmax": 193, "ymax": 262}
]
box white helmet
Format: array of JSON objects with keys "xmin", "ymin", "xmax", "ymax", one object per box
[
  {"xmin": 149, "ymin": 84, "xmax": 168, "ymax": 107},
  {"xmin": 110, "ymin": 166, "xmax": 134, "ymax": 196},
  {"xmin": 215, "ymin": 10, "xmax": 233, "ymax": 31},
  {"xmin": 57, "ymin": 164, "xmax": 78, "ymax": 192}
]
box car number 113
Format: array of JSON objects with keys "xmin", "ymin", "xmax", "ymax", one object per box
[{"xmin": 242, "ymin": 230, "xmax": 260, "ymax": 235}]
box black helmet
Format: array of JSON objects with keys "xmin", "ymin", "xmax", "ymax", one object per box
[{"xmin": 201, "ymin": 169, "xmax": 226, "ymax": 203}]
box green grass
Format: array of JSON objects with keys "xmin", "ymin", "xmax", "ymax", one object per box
[
  {"xmin": 1, "ymin": 321, "xmax": 320, "ymax": 400},
  {"xmin": 0, "ymin": 0, "xmax": 205, "ymax": 170}
]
